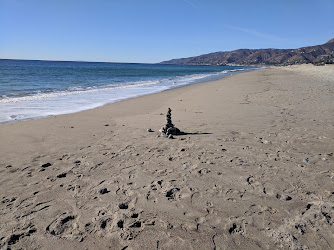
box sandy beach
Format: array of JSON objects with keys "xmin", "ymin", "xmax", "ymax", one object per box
[{"xmin": 1, "ymin": 65, "xmax": 333, "ymax": 249}]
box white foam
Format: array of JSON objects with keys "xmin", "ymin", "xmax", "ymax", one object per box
[{"xmin": 0, "ymin": 68, "xmax": 256, "ymax": 123}]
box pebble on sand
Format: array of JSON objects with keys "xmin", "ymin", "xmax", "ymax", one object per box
[
  {"xmin": 99, "ymin": 188, "xmax": 109, "ymax": 194},
  {"xmin": 41, "ymin": 163, "xmax": 52, "ymax": 168}
]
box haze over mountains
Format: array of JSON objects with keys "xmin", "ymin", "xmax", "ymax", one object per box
[{"xmin": 161, "ymin": 38, "xmax": 334, "ymax": 66}]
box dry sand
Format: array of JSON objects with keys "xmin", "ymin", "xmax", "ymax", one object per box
[{"xmin": 0, "ymin": 65, "xmax": 333, "ymax": 249}]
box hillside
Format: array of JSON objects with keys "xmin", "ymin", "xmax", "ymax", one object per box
[{"xmin": 161, "ymin": 38, "xmax": 334, "ymax": 66}]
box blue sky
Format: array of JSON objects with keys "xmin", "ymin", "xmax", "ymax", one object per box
[{"xmin": 0, "ymin": 0, "xmax": 333, "ymax": 63}]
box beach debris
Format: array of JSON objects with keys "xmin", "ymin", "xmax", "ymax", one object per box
[{"xmin": 159, "ymin": 108, "xmax": 181, "ymax": 138}]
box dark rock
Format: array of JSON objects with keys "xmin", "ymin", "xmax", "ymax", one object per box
[
  {"xmin": 100, "ymin": 220, "xmax": 107, "ymax": 229},
  {"xmin": 119, "ymin": 203, "xmax": 128, "ymax": 209},
  {"xmin": 57, "ymin": 173, "xmax": 67, "ymax": 178},
  {"xmin": 167, "ymin": 127, "xmax": 180, "ymax": 135},
  {"xmin": 41, "ymin": 163, "xmax": 52, "ymax": 168},
  {"xmin": 117, "ymin": 220, "xmax": 124, "ymax": 228},
  {"xmin": 282, "ymin": 195, "xmax": 292, "ymax": 201},
  {"xmin": 166, "ymin": 188, "xmax": 180, "ymax": 199},
  {"xmin": 130, "ymin": 221, "xmax": 141, "ymax": 228},
  {"xmin": 99, "ymin": 188, "xmax": 109, "ymax": 194}
]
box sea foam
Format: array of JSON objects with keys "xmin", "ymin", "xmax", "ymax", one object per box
[{"xmin": 0, "ymin": 60, "xmax": 257, "ymax": 123}]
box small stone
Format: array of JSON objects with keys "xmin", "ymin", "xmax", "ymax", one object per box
[
  {"xmin": 147, "ymin": 128, "xmax": 153, "ymax": 132},
  {"xmin": 282, "ymin": 195, "xmax": 292, "ymax": 201},
  {"xmin": 41, "ymin": 163, "xmax": 52, "ymax": 168},
  {"xmin": 104, "ymin": 124, "xmax": 109, "ymax": 126},
  {"xmin": 277, "ymin": 193, "xmax": 292, "ymax": 201},
  {"xmin": 119, "ymin": 203, "xmax": 128, "ymax": 209},
  {"xmin": 99, "ymin": 188, "xmax": 109, "ymax": 194},
  {"xmin": 167, "ymin": 127, "xmax": 180, "ymax": 135},
  {"xmin": 302, "ymin": 158, "xmax": 309, "ymax": 163},
  {"xmin": 130, "ymin": 221, "xmax": 141, "ymax": 228},
  {"xmin": 57, "ymin": 173, "xmax": 67, "ymax": 178},
  {"xmin": 74, "ymin": 160, "xmax": 81, "ymax": 164}
]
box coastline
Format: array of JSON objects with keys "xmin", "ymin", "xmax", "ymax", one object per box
[
  {"xmin": 0, "ymin": 61, "xmax": 256, "ymax": 125},
  {"xmin": 1, "ymin": 65, "xmax": 333, "ymax": 249}
]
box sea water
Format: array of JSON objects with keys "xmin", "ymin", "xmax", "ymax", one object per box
[{"xmin": 0, "ymin": 59, "xmax": 258, "ymax": 123}]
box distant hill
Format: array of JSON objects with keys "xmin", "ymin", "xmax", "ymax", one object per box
[{"xmin": 160, "ymin": 38, "xmax": 334, "ymax": 66}]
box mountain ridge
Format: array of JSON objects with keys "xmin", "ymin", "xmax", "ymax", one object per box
[{"xmin": 161, "ymin": 38, "xmax": 334, "ymax": 66}]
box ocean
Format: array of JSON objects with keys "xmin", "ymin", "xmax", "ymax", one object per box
[{"xmin": 0, "ymin": 59, "xmax": 258, "ymax": 124}]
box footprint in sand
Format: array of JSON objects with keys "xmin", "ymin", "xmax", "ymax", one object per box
[
  {"xmin": 46, "ymin": 212, "xmax": 80, "ymax": 239},
  {"xmin": 2, "ymin": 224, "xmax": 37, "ymax": 248},
  {"xmin": 246, "ymin": 175, "xmax": 267, "ymax": 195}
]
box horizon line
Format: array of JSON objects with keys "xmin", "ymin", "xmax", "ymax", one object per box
[{"xmin": 0, "ymin": 58, "xmax": 157, "ymax": 65}]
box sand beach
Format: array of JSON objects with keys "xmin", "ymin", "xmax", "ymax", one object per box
[{"xmin": 1, "ymin": 65, "xmax": 333, "ymax": 249}]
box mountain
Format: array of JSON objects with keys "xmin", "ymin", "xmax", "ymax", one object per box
[{"xmin": 160, "ymin": 38, "xmax": 334, "ymax": 66}]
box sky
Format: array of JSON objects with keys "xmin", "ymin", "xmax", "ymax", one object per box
[{"xmin": 0, "ymin": 0, "xmax": 333, "ymax": 63}]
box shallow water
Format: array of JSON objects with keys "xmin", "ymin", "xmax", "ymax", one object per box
[{"xmin": 0, "ymin": 59, "xmax": 258, "ymax": 123}]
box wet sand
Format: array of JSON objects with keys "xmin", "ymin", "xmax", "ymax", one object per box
[{"xmin": 1, "ymin": 65, "xmax": 333, "ymax": 249}]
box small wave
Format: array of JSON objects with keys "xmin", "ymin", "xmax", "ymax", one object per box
[
  {"xmin": 0, "ymin": 79, "xmax": 164, "ymax": 104},
  {"xmin": 0, "ymin": 69, "xmax": 242, "ymax": 104},
  {"xmin": 0, "ymin": 67, "xmax": 259, "ymax": 124}
]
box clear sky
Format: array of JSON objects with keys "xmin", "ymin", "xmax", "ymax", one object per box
[{"xmin": 0, "ymin": 0, "xmax": 333, "ymax": 63}]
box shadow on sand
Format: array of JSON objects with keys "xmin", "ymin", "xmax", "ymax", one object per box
[{"xmin": 177, "ymin": 131, "xmax": 213, "ymax": 136}]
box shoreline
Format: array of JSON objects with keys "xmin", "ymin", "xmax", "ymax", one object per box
[
  {"xmin": 1, "ymin": 65, "xmax": 333, "ymax": 249},
  {"xmin": 0, "ymin": 65, "xmax": 258, "ymax": 125}
]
